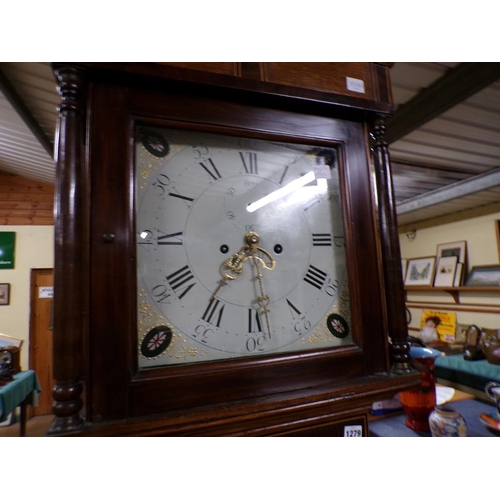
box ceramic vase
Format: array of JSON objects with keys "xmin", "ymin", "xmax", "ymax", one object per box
[
  {"xmin": 399, "ymin": 346, "xmax": 442, "ymax": 432},
  {"xmin": 429, "ymin": 405, "xmax": 467, "ymax": 437}
]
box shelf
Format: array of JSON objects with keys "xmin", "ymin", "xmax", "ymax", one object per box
[{"xmin": 404, "ymin": 286, "xmax": 500, "ymax": 304}]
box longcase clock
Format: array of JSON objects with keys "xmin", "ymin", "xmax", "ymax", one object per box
[{"xmin": 48, "ymin": 62, "xmax": 419, "ymax": 436}]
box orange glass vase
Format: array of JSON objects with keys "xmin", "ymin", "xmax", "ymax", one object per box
[{"xmin": 399, "ymin": 347, "xmax": 442, "ymax": 432}]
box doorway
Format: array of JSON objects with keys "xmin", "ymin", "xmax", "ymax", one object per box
[{"xmin": 29, "ymin": 268, "xmax": 54, "ymax": 416}]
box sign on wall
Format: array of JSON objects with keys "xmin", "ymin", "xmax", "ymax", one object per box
[
  {"xmin": 39, "ymin": 286, "xmax": 53, "ymax": 298},
  {"xmin": 0, "ymin": 232, "xmax": 16, "ymax": 269}
]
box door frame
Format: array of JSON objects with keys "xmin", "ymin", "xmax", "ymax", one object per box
[{"xmin": 28, "ymin": 267, "xmax": 54, "ymax": 417}]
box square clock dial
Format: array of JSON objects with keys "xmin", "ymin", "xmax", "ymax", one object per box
[{"xmin": 135, "ymin": 127, "xmax": 353, "ymax": 367}]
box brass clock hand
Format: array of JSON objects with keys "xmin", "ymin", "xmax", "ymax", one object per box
[
  {"xmin": 210, "ymin": 247, "xmax": 247, "ymax": 299},
  {"xmin": 250, "ymin": 254, "xmax": 272, "ymax": 339},
  {"xmin": 243, "ymin": 231, "xmax": 276, "ymax": 271},
  {"xmin": 245, "ymin": 231, "xmax": 275, "ymax": 339},
  {"xmin": 211, "ymin": 232, "xmax": 276, "ymax": 344},
  {"xmin": 210, "ymin": 276, "xmax": 229, "ymax": 301}
]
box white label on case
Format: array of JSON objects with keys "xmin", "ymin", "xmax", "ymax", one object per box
[
  {"xmin": 346, "ymin": 77, "xmax": 365, "ymax": 94},
  {"xmin": 39, "ymin": 286, "xmax": 53, "ymax": 298},
  {"xmin": 344, "ymin": 425, "xmax": 362, "ymax": 437}
]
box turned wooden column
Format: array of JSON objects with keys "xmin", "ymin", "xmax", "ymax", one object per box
[
  {"xmin": 47, "ymin": 66, "xmax": 87, "ymax": 435},
  {"xmin": 371, "ymin": 117, "xmax": 412, "ymax": 373}
]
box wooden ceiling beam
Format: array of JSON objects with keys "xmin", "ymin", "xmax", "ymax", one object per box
[
  {"xmin": 0, "ymin": 65, "xmax": 54, "ymax": 158},
  {"xmin": 386, "ymin": 62, "xmax": 500, "ymax": 144}
]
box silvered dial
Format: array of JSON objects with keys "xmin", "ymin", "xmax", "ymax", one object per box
[{"xmin": 136, "ymin": 128, "xmax": 352, "ymax": 367}]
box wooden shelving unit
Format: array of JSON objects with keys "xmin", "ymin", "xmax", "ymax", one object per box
[{"xmin": 405, "ymin": 286, "xmax": 500, "ymax": 304}]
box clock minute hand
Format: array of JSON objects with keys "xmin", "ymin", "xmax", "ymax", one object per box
[
  {"xmin": 250, "ymin": 255, "xmax": 272, "ymax": 339},
  {"xmin": 244, "ymin": 231, "xmax": 275, "ymax": 340}
]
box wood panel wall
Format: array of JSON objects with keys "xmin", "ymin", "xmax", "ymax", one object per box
[{"xmin": 0, "ymin": 172, "xmax": 54, "ymax": 225}]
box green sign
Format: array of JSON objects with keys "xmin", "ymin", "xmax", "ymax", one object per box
[{"xmin": 0, "ymin": 232, "xmax": 16, "ymax": 269}]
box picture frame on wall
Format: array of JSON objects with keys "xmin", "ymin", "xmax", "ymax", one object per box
[
  {"xmin": 0, "ymin": 332, "xmax": 23, "ymax": 348},
  {"xmin": 433, "ymin": 256, "xmax": 458, "ymax": 286},
  {"xmin": 0, "ymin": 283, "xmax": 10, "ymax": 305},
  {"xmin": 465, "ymin": 265, "xmax": 500, "ymax": 286},
  {"xmin": 404, "ymin": 257, "xmax": 436, "ymax": 286},
  {"xmin": 454, "ymin": 263, "xmax": 464, "ymax": 286},
  {"xmin": 436, "ymin": 240, "xmax": 467, "ymax": 263}
]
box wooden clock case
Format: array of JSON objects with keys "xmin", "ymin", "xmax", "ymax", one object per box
[{"xmin": 48, "ymin": 62, "xmax": 419, "ymax": 436}]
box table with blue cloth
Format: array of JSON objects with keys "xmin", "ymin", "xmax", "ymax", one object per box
[
  {"xmin": 434, "ymin": 354, "xmax": 500, "ymax": 392},
  {"xmin": 369, "ymin": 399, "xmax": 497, "ymax": 437},
  {"xmin": 0, "ymin": 370, "xmax": 41, "ymax": 436}
]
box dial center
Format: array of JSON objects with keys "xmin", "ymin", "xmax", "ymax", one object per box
[{"xmin": 185, "ymin": 175, "xmax": 311, "ymax": 307}]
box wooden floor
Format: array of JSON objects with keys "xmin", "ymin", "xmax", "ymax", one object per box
[{"xmin": 0, "ymin": 414, "xmax": 54, "ymax": 437}]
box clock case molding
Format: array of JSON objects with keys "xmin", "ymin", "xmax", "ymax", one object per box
[{"xmin": 49, "ymin": 62, "xmax": 419, "ymax": 436}]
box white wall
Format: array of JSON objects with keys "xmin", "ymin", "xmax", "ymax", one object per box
[
  {"xmin": 399, "ymin": 211, "xmax": 500, "ymax": 269},
  {"xmin": 399, "ymin": 211, "xmax": 500, "ymax": 335},
  {"xmin": 0, "ymin": 226, "xmax": 54, "ymax": 370}
]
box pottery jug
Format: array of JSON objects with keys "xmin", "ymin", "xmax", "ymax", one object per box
[
  {"xmin": 429, "ymin": 405, "xmax": 467, "ymax": 437},
  {"xmin": 485, "ymin": 382, "xmax": 500, "ymax": 413},
  {"xmin": 482, "ymin": 332, "xmax": 500, "ymax": 365},
  {"xmin": 399, "ymin": 346, "xmax": 442, "ymax": 432}
]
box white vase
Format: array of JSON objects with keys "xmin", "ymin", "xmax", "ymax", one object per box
[{"xmin": 428, "ymin": 405, "xmax": 467, "ymax": 437}]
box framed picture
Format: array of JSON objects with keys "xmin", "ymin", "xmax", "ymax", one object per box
[
  {"xmin": 0, "ymin": 332, "xmax": 23, "ymax": 348},
  {"xmin": 433, "ymin": 256, "xmax": 458, "ymax": 286},
  {"xmin": 436, "ymin": 240, "xmax": 467, "ymax": 263},
  {"xmin": 404, "ymin": 257, "xmax": 436, "ymax": 286},
  {"xmin": 0, "ymin": 283, "xmax": 10, "ymax": 305},
  {"xmin": 465, "ymin": 265, "xmax": 500, "ymax": 286},
  {"xmin": 453, "ymin": 263, "xmax": 464, "ymax": 287}
]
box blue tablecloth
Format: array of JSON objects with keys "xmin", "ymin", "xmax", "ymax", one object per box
[
  {"xmin": 370, "ymin": 399, "xmax": 497, "ymax": 437},
  {"xmin": 0, "ymin": 370, "xmax": 41, "ymax": 422},
  {"xmin": 435, "ymin": 354, "xmax": 500, "ymax": 391}
]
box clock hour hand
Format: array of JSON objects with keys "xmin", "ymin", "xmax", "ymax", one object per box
[{"xmin": 210, "ymin": 246, "xmax": 247, "ymax": 299}]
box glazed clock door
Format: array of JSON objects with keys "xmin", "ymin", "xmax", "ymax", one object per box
[
  {"xmin": 87, "ymin": 83, "xmax": 388, "ymax": 422},
  {"xmin": 135, "ymin": 128, "xmax": 353, "ymax": 368}
]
